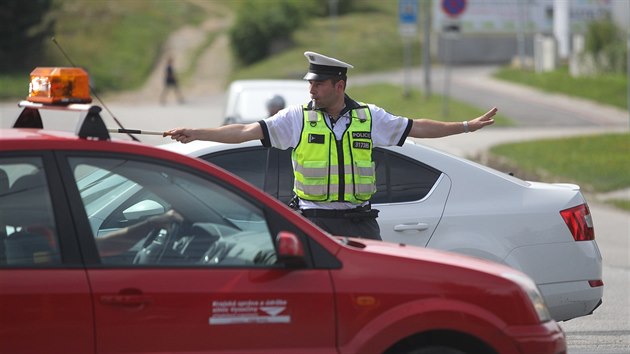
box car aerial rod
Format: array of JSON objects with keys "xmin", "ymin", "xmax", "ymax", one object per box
[{"xmin": 107, "ymin": 128, "xmax": 171, "ymax": 137}]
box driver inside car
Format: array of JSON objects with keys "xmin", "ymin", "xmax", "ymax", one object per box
[{"xmin": 95, "ymin": 209, "xmax": 184, "ymax": 257}]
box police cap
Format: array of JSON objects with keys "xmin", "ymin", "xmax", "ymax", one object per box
[{"xmin": 303, "ymin": 51, "xmax": 354, "ymax": 81}]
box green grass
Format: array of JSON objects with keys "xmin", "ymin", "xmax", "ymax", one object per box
[
  {"xmin": 492, "ymin": 51, "xmax": 629, "ymax": 211},
  {"xmin": 608, "ymin": 199, "xmax": 630, "ymax": 211},
  {"xmin": 494, "ymin": 66, "xmax": 628, "ymax": 110},
  {"xmin": 346, "ymin": 83, "xmax": 512, "ymax": 125},
  {"xmin": 490, "ymin": 132, "xmax": 630, "ymax": 193},
  {"xmin": 0, "ymin": 74, "xmax": 29, "ymax": 100}
]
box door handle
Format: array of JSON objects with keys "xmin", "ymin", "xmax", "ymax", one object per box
[
  {"xmin": 100, "ymin": 294, "xmax": 153, "ymax": 307},
  {"xmin": 394, "ymin": 223, "xmax": 429, "ymax": 232},
  {"xmin": 100, "ymin": 288, "xmax": 152, "ymax": 307}
]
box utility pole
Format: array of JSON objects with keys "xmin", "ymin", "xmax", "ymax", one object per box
[
  {"xmin": 422, "ymin": 0, "xmax": 431, "ymax": 98},
  {"xmin": 329, "ymin": 0, "xmax": 338, "ymax": 56},
  {"xmin": 516, "ymin": 0, "xmax": 526, "ymax": 68},
  {"xmin": 398, "ymin": 0, "xmax": 419, "ymax": 98}
]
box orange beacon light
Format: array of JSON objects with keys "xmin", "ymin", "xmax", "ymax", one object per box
[{"xmin": 28, "ymin": 67, "xmax": 92, "ymax": 104}]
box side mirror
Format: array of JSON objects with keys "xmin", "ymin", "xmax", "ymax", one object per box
[
  {"xmin": 275, "ymin": 231, "xmax": 306, "ymax": 268},
  {"xmin": 122, "ymin": 200, "xmax": 165, "ymax": 222}
]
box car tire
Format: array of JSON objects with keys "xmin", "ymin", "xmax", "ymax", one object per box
[{"xmin": 405, "ymin": 346, "xmax": 466, "ymax": 354}]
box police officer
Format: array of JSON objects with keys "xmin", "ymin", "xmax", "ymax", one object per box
[{"xmin": 166, "ymin": 51, "xmax": 497, "ymax": 240}]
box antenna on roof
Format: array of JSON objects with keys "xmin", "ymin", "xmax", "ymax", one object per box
[{"xmin": 51, "ymin": 37, "xmax": 139, "ymax": 142}]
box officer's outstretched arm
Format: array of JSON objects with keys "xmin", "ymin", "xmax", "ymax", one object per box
[
  {"xmin": 409, "ymin": 107, "xmax": 496, "ymax": 138},
  {"xmin": 166, "ymin": 122, "xmax": 263, "ymax": 144}
]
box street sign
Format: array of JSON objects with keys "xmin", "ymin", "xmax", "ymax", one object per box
[
  {"xmin": 441, "ymin": 0, "xmax": 466, "ymax": 18},
  {"xmin": 399, "ymin": 0, "xmax": 418, "ymax": 37}
]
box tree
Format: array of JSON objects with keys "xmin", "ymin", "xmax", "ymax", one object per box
[{"xmin": 0, "ymin": 0, "xmax": 54, "ymax": 72}]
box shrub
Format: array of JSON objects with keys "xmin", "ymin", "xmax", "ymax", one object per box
[
  {"xmin": 229, "ymin": 0, "xmax": 355, "ymax": 66},
  {"xmin": 584, "ymin": 19, "xmax": 627, "ymax": 73}
]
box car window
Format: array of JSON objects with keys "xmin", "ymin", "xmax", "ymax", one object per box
[
  {"xmin": 277, "ymin": 148, "xmax": 294, "ymax": 204},
  {"xmin": 69, "ymin": 157, "xmax": 277, "ymax": 267},
  {"xmin": 204, "ymin": 148, "xmax": 269, "ymax": 191},
  {"xmin": 276, "ymin": 148, "xmax": 441, "ymax": 204},
  {"xmin": 203, "ymin": 147, "xmax": 295, "ymax": 204},
  {"xmin": 0, "ymin": 158, "xmax": 61, "ymax": 266},
  {"xmin": 204, "ymin": 147, "xmax": 441, "ymax": 205},
  {"xmin": 372, "ymin": 149, "xmax": 441, "ymax": 203}
]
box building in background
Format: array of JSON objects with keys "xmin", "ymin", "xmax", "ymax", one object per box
[{"xmin": 431, "ymin": 0, "xmax": 625, "ymax": 65}]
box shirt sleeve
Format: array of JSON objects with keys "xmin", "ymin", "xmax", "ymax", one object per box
[
  {"xmin": 260, "ymin": 105, "xmax": 304, "ymax": 150},
  {"xmin": 369, "ymin": 104, "xmax": 413, "ymax": 147}
]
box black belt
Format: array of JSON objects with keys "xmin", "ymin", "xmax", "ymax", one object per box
[{"xmin": 300, "ymin": 205, "xmax": 378, "ymax": 219}]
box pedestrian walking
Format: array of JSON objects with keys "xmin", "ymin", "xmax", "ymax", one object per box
[{"xmin": 160, "ymin": 57, "xmax": 184, "ymax": 104}]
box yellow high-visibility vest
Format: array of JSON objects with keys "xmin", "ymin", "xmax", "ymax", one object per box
[{"xmin": 292, "ymin": 104, "xmax": 376, "ymax": 203}]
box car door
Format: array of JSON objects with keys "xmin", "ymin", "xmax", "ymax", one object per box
[
  {"xmin": 370, "ymin": 148, "xmax": 449, "ymax": 246},
  {"xmin": 0, "ymin": 154, "xmax": 94, "ymax": 354},
  {"xmin": 63, "ymin": 153, "xmax": 336, "ymax": 354}
]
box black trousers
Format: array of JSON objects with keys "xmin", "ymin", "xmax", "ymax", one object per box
[{"xmin": 305, "ymin": 214, "xmax": 381, "ymax": 241}]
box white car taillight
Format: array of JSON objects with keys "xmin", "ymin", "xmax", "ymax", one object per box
[{"xmin": 560, "ymin": 203, "xmax": 594, "ymax": 241}]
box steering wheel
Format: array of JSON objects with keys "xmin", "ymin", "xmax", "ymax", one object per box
[{"xmin": 133, "ymin": 221, "xmax": 181, "ymax": 264}]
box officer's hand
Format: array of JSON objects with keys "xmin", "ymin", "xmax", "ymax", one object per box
[
  {"xmin": 468, "ymin": 107, "xmax": 497, "ymax": 132},
  {"xmin": 165, "ymin": 128, "xmax": 196, "ymax": 143}
]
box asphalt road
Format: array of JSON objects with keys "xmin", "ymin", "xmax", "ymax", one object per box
[{"xmin": 0, "ymin": 65, "xmax": 628, "ymax": 353}]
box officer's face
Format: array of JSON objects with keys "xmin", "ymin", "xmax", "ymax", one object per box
[{"xmin": 309, "ymin": 79, "xmax": 343, "ymax": 109}]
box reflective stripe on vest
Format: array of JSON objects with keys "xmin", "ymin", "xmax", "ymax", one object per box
[{"xmin": 292, "ymin": 105, "xmax": 376, "ymax": 203}]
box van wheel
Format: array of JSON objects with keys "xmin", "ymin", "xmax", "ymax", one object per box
[{"xmin": 406, "ymin": 346, "xmax": 466, "ymax": 354}]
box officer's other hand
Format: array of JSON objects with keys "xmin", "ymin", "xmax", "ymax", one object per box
[{"xmin": 469, "ymin": 107, "xmax": 497, "ymax": 132}]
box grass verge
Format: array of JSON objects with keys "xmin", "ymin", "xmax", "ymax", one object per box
[
  {"xmin": 494, "ymin": 66, "xmax": 627, "ymax": 110},
  {"xmin": 489, "ymin": 132, "xmax": 630, "ymax": 210}
]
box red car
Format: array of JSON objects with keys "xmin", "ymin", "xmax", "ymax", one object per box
[{"xmin": 0, "ymin": 97, "xmax": 565, "ymax": 353}]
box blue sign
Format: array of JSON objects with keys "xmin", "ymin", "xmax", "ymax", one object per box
[
  {"xmin": 399, "ymin": 0, "xmax": 418, "ymax": 24},
  {"xmin": 441, "ymin": 0, "xmax": 466, "ymax": 18},
  {"xmin": 399, "ymin": 0, "xmax": 418, "ymax": 37}
]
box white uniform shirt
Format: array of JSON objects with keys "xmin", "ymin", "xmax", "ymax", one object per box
[{"xmin": 260, "ymin": 99, "xmax": 412, "ymax": 210}]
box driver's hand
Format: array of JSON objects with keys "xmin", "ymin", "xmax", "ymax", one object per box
[{"xmin": 148, "ymin": 209, "xmax": 184, "ymax": 228}]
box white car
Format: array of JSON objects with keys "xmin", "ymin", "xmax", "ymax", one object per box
[
  {"xmin": 223, "ymin": 79, "xmax": 310, "ymax": 125},
  {"xmin": 160, "ymin": 139, "xmax": 603, "ymax": 322}
]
